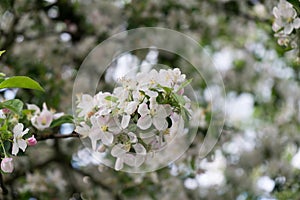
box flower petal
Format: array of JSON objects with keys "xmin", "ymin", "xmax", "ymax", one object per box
[
  {"xmin": 137, "ymin": 115, "xmax": 152, "ymax": 130},
  {"xmin": 53, "ymin": 112, "xmax": 64, "ymax": 119},
  {"xmin": 18, "ymin": 139, "xmax": 27, "ymax": 152},
  {"xmin": 115, "ymin": 157, "xmax": 124, "ymax": 171},
  {"xmin": 293, "ymin": 18, "xmax": 300, "ymax": 29},
  {"xmin": 125, "ymin": 101, "xmax": 138, "ymax": 115},
  {"xmin": 13, "ymin": 123, "xmax": 23, "ymax": 136},
  {"xmin": 138, "ymin": 103, "xmax": 150, "ymax": 116},
  {"xmin": 133, "ymin": 143, "xmax": 146, "ymax": 155},
  {"xmin": 273, "ymin": 7, "xmax": 280, "ymax": 18},
  {"xmin": 101, "ymin": 131, "xmax": 114, "ymax": 146},
  {"xmin": 153, "ymin": 117, "xmax": 168, "ymax": 131},
  {"xmin": 12, "ymin": 142, "xmax": 19, "ymax": 155},
  {"xmin": 128, "ymin": 132, "xmax": 137, "ymax": 143},
  {"xmin": 89, "ymin": 130, "xmax": 102, "ymax": 150},
  {"xmin": 121, "ymin": 115, "xmax": 130, "ymax": 129},
  {"xmin": 284, "ymin": 24, "xmax": 293, "ymax": 34},
  {"xmin": 27, "ymin": 104, "xmax": 40, "ymax": 114},
  {"xmin": 135, "ymin": 155, "xmax": 146, "ymax": 167},
  {"xmin": 111, "ymin": 144, "xmax": 126, "ymax": 157},
  {"xmin": 123, "ymin": 154, "xmax": 135, "ymax": 166}
]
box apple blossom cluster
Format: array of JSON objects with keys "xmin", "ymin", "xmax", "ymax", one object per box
[
  {"xmin": 272, "ymin": 0, "xmax": 300, "ymax": 48},
  {"xmin": 75, "ymin": 68, "xmax": 192, "ymax": 170},
  {"xmin": 0, "ymin": 102, "xmax": 65, "ymax": 173},
  {"xmin": 0, "ymin": 116, "xmax": 37, "ymax": 173}
]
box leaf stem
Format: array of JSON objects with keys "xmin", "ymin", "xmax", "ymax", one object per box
[{"xmin": 0, "ymin": 139, "xmax": 8, "ymax": 157}]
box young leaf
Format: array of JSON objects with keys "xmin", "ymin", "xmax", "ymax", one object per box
[
  {"xmin": 176, "ymin": 78, "xmax": 192, "ymax": 93},
  {"xmin": 0, "ymin": 76, "xmax": 44, "ymax": 91},
  {"xmin": 172, "ymin": 93, "xmax": 186, "ymax": 106},
  {"xmin": 0, "ymin": 50, "xmax": 5, "ymax": 57},
  {"xmin": 0, "ymin": 99, "xmax": 24, "ymax": 114},
  {"xmin": 50, "ymin": 115, "xmax": 74, "ymax": 128},
  {"xmin": 104, "ymin": 95, "xmax": 118, "ymax": 103},
  {"xmin": 157, "ymin": 84, "xmax": 172, "ymax": 94}
]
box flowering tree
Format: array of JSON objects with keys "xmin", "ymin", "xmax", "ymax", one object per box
[{"xmin": 1, "ymin": 0, "xmax": 300, "ymax": 199}]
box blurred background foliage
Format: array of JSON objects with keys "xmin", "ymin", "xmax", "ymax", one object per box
[{"xmin": 1, "ymin": 0, "xmax": 300, "ymax": 199}]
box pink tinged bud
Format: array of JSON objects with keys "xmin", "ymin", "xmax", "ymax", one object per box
[
  {"xmin": 97, "ymin": 144, "xmax": 106, "ymax": 153},
  {"xmin": 1, "ymin": 157, "xmax": 14, "ymax": 173},
  {"xmin": 2, "ymin": 108, "xmax": 10, "ymax": 114},
  {"xmin": 27, "ymin": 135, "xmax": 37, "ymax": 146},
  {"xmin": 177, "ymin": 88, "xmax": 184, "ymax": 95}
]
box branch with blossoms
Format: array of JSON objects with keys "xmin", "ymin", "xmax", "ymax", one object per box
[
  {"xmin": 0, "ymin": 50, "xmax": 199, "ymax": 174},
  {"xmin": 0, "ymin": 51, "xmax": 75, "ymax": 175},
  {"xmin": 74, "ymin": 68, "xmax": 193, "ymax": 170}
]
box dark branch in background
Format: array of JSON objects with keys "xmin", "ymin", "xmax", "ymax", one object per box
[
  {"xmin": 36, "ymin": 131, "xmax": 80, "ymax": 141},
  {"xmin": 0, "ymin": 173, "xmax": 8, "ymax": 195},
  {"xmin": 53, "ymin": 139, "xmax": 123, "ymax": 200},
  {"xmin": 72, "ymin": 168, "xmax": 123, "ymax": 200}
]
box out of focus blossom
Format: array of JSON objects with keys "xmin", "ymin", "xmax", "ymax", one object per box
[{"xmin": 1, "ymin": 157, "xmax": 14, "ymax": 173}]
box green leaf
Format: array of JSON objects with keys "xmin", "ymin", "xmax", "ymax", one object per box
[
  {"xmin": 157, "ymin": 84, "xmax": 172, "ymax": 94},
  {"xmin": 0, "ymin": 50, "xmax": 5, "ymax": 57},
  {"xmin": 104, "ymin": 95, "xmax": 118, "ymax": 103},
  {"xmin": 50, "ymin": 115, "xmax": 74, "ymax": 128},
  {"xmin": 172, "ymin": 93, "xmax": 186, "ymax": 106},
  {"xmin": 176, "ymin": 78, "xmax": 192, "ymax": 93},
  {"xmin": 0, "ymin": 76, "xmax": 44, "ymax": 91},
  {"xmin": 0, "ymin": 99, "xmax": 24, "ymax": 114}
]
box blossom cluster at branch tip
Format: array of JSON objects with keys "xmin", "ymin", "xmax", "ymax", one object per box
[
  {"xmin": 75, "ymin": 68, "xmax": 192, "ymax": 170},
  {"xmin": 272, "ymin": 0, "xmax": 300, "ymax": 47}
]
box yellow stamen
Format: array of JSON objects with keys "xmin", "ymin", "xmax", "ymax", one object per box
[{"xmin": 101, "ymin": 125, "xmax": 108, "ymax": 132}]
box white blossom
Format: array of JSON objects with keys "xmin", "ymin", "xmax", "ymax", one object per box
[
  {"xmin": 28, "ymin": 103, "xmax": 64, "ymax": 130},
  {"xmin": 12, "ymin": 123, "xmax": 29, "ymax": 155},
  {"xmin": 137, "ymin": 98, "xmax": 171, "ymax": 131},
  {"xmin": 272, "ymin": 0, "xmax": 300, "ymax": 35}
]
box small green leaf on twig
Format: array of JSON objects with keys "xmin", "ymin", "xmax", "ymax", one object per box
[
  {"xmin": 0, "ymin": 76, "xmax": 44, "ymax": 91},
  {"xmin": 50, "ymin": 115, "xmax": 74, "ymax": 128},
  {"xmin": 104, "ymin": 96, "xmax": 118, "ymax": 102},
  {"xmin": 0, "ymin": 50, "xmax": 5, "ymax": 57},
  {"xmin": 0, "ymin": 99, "xmax": 24, "ymax": 114},
  {"xmin": 176, "ymin": 78, "xmax": 193, "ymax": 93}
]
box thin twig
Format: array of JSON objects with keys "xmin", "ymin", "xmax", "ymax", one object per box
[{"xmin": 36, "ymin": 131, "xmax": 80, "ymax": 141}]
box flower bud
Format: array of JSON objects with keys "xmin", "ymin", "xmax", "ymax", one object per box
[
  {"xmin": 27, "ymin": 135, "xmax": 37, "ymax": 146},
  {"xmin": 2, "ymin": 108, "xmax": 10, "ymax": 114},
  {"xmin": 1, "ymin": 157, "xmax": 14, "ymax": 173},
  {"xmin": 97, "ymin": 144, "xmax": 106, "ymax": 152}
]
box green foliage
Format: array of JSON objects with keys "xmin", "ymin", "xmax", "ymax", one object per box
[
  {"xmin": 0, "ymin": 123, "xmax": 12, "ymax": 141},
  {"xmin": 0, "ymin": 76, "xmax": 44, "ymax": 92},
  {"xmin": 176, "ymin": 78, "xmax": 193, "ymax": 93},
  {"xmin": 0, "ymin": 50, "xmax": 5, "ymax": 57},
  {"xmin": 104, "ymin": 95, "xmax": 118, "ymax": 103},
  {"xmin": 50, "ymin": 115, "xmax": 74, "ymax": 129},
  {"xmin": 0, "ymin": 99, "xmax": 23, "ymax": 115}
]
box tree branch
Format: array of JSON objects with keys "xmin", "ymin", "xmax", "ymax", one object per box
[
  {"xmin": 36, "ymin": 131, "xmax": 80, "ymax": 141},
  {"xmin": 0, "ymin": 173, "xmax": 8, "ymax": 195}
]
